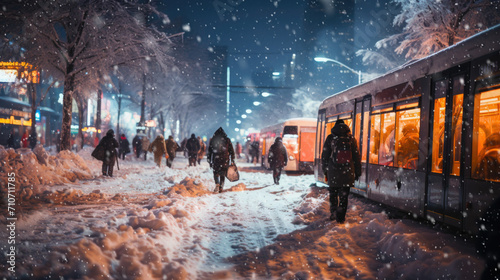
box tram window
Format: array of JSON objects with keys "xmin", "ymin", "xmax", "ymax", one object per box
[
  {"xmin": 361, "ymin": 111, "xmax": 369, "ymax": 163},
  {"xmin": 379, "ymin": 112, "xmax": 395, "ymax": 166},
  {"xmin": 342, "ymin": 118, "xmax": 353, "ymax": 131},
  {"xmin": 450, "ymin": 76, "xmax": 464, "ymax": 176},
  {"xmin": 432, "ymin": 97, "xmax": 446, "ymax": 173},
  {"xmin": 370, "ymin": 114, "xmax": 381, "ymax": 164},
  {"xmin": 283, "ymin": 126, "xmax": 298, "ymax": 135},
  {"xmin": 472, "ymin": 86, "xmax": 500, "ymax": 182},
  {"xmin": 355, "ymin": 113, "xmax": 361, "ymax": 151},
  {"xmin": 395, "ymin": 108, "xmax": 420, "ymax": 169}
]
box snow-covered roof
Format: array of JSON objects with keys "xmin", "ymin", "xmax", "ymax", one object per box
[{"xmin": 319, "ymin": 24, "xmax": 500, "ymax": 111}]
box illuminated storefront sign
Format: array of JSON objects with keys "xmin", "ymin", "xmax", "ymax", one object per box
[
  {"xmin": 0, "ymin": 69, "xmax": 18, "ymax": 83},
  {"xmin": 0, "ymin": 62, "xmax": 40, "ymax": 83},
  {"xmin": 82, "ymin": 127, "xmax": 101, "ymax": 133},
  {"xmin": 0, "ymin": 116, "xmax": 32, "ymax": 126},
  {"xmin": 145, "ymin": 120, "xmax": 156, "ymax": 127},
  {"xmin": 35, "ymin": 110, "xmax": 41, "ymax": 121}
]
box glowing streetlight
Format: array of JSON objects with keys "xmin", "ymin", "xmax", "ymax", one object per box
[
  {"xmin": 253, "ymin": 101, "xmax": 261, "ymax": 106},
  {"xmin": 261, "ymin": 92, "xmax": 271, "ymax": 97},
  {"xmin": 245, "ymin": 109, "xmax": 252, "ymax": 114},
  {"xmin": 314, "ymin": 57, "xmax": 362, "ymax": 84}
]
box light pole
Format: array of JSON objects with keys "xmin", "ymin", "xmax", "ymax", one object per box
[{"xmin": 314, "ymin": 57, "xmax": 362, "ymax": 84}]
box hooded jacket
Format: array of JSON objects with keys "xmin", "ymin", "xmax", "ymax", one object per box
[
  {"xmin": 207, "ymin": 127, "xmax": 235, "ymax": 171},
  {"xmin": 268, "ymin": 137, "xmax": 288, "ymax": 169},
  {"xmin": 186, "ymin": 134, "xmax": 201, "ymax": 155},
  {"xmin": 98, "ymin": 129, "xmax": 119, "ymax": 164},
  {"xmin": 321, "ymin": 122, "xmax": 361, "ymax": 188}
]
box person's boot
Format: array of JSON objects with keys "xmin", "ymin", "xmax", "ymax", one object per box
[
  {"xmin": 214, "ymin": 184, "xmax": 220, "ymax": 193},
  {"xmin": 218, "ymin": 185, "xmax": 223, "ymax": 193},
  {"xmin": 329, "ymin": 210, "xmax": 336, "ymax": 221}
]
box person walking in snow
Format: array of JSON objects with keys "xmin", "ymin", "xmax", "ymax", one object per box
[
  {"xmin": 165, "ymin": 135, "xmax": 180, "ymax": 168},
  {"xmin": 268, "ymin": 137, "xmax": 288, "ymax": 185},
  {"xmin": 249, "ymin": 141, "xmax": 259, "ymax": 164},
  {"xmin": 186, "ymin": 134, "xmax": 201, "ymax": 167},
  {"xmin": 207, "ymin": 127, "xmax": 235, "ymax": 193},
  {"xmin": 321, "ymin": 119, "xmax": 361, "ymax": 223},
  {"xmin": 132, "ymin": 134, "xmax": 142, "ymax": 159},
  {"xmin": 235, "ymin": 142, "xmax": 242, "ymax": 159},
  {"xmin": 197, "ymin": 136, "xmax": 206, "ymax": 165},
  {"xmin": 118, "ymin": 134, "xmax": 130, "ymax": 160},
  {"xmin": 148, "ymin": 135, "xmax": 167, "ymax": 167},
  {"xmin": 95, "ymin": 129, "xmax": 119, "ymax": 177},
  {"xmin": 141, "ymin": 135, "xmax": 150, "ymax": 160}
]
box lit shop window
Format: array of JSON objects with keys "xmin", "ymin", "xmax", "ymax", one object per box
[
  {"xmin": 395, "ymin": 104, "xmax": 420, "ymax": 169},
  {"xmin": 472, "ymin": 86, "xmax": 500, "ymax": 182}
]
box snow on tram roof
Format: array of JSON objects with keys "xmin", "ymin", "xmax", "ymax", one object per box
[{"xmin": 319, "ymin": 24, "xmax": 500, "ymax": 110}]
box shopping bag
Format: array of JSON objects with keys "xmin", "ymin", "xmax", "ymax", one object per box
[
  {"xmin": 91, "ymin": 144, "xmax": 105, "ymax": 161},
  {"xmin": 226, "ymin": 163, "xmax": 240, "ymax": 182}
]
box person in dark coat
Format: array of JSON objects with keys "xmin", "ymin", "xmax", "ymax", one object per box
[
  {"xmin": 250, "ymin": 141, "xmax": 259, "ymax": 164},
  {"xmin": 118, "ymin": 134, "xmax": 130, "ymax": 160},
  {"xmin": 321, "ymin": 119, "xmax": 361, "ymax": 223},
  {"xmin": 132, "ymin": 134, "xmax": 142, "ymax": 159},
  {"xmin": 268, "ymin": 137, "xmax": 288, "ymax": 185},
  {"xmin": 7, "ymin": 131, "xmax": 15, "ymax": 149},
  {"xmin": 99, "ymin": 129, "xmax": 119, "ymax": 177},
  {"xmin": 186, "ymin": 133, "xmax": 201, "ymax": 167},
  {"xmin": 166, "ymin": 136, "xmax": 180, "ymax": 168},
  {"xmin": 207, "ymin": 127, "xmax": 235, "ymax": 193}
]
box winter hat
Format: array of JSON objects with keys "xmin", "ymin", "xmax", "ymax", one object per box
[
  {"xmin": 335, "ymin": 119, "xmax": 345, "ymax": 125},
  {"xmin": 275, "ymin": 137, "xmax": 283, "ymax": 143},
  {"xmin": 191, "ymin": 134, "xmax": 196, "ymax": 138},
  {"xmin": 106, "ymin": 129, "xmax": 114, "ymax": 137}
]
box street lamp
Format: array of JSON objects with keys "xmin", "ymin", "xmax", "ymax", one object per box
[{"xmin": 314, "ymin": 57, "xmax": 362, "ymax": 84}]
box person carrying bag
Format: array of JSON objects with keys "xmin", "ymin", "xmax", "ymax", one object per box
[{"xmin": 207, "ymin": 127, "xmax": 236, "ymax": 193}]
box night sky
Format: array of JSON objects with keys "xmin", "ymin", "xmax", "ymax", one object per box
[{"xmin": 162, "ymin": 0, "xmax": 306, "ymax": 85}]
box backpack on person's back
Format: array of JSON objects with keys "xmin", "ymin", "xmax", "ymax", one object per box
[{"xmin": 331, "ymin": 135, "xmax": 353, "ymax": 165}]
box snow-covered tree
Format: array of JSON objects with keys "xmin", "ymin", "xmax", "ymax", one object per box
[
  {"xmin": 2, "ymin": 0, "xmax": 173, "ymax": 150},
  {"xmin": 358, "ymin": 0, "xmax": 500, "ymax": 71}
]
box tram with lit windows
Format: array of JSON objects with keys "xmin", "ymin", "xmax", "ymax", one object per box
[
  {"xmin": 314, "ymin": 25, "xmax": 500, "ymax": 233},
  {"xmin": 260, "ymin": 118, "xmax": 317, "ymax": 172}
]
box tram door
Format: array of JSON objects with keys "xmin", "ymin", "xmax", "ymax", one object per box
[
  {"xmin": 427, "ymin": 74, "xmax": 465, "ymax": 228},
  {"xmin": 354, "ymin": 96, "xmax": 371, "ymax": 191}
]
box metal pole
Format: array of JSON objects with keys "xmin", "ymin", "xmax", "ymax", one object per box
[
  {"xmin": 226, "ymin": 66, "xmax": 230, "ymax": 129},
  {"xmin": 140, "ymin": 74, "xmax": 146, "ymax": 125}
]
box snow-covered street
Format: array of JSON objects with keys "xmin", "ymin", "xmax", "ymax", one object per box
[{"xmin": 0, "ymin": 147, "xmax": 485, "ymax": 279}]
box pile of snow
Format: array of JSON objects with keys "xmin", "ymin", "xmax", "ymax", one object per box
[
  {"xmin": 164, "ymin": 177, "xmax": 212, "ymax": 198},
  {"xmin": 0, "ymin": 145, "xmax": 93, "ymax": 200}
]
